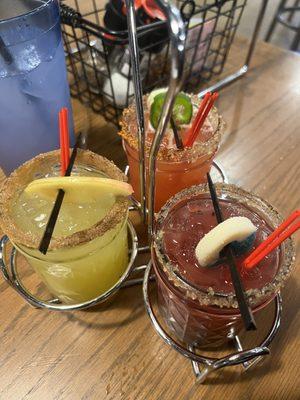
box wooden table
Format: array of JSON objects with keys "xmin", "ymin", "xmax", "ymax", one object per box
[{"xmin": 0, "ymin": 38, "xmax": 299, "ymax": 399}]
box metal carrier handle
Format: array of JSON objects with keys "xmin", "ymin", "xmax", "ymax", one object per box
[
  {"xmin": 0, "ymin": 221, "xmax": 139, "ymax": 311},
  {"xmin": 147, "ymin": 0, "xmax": 187, "ymax": 235},
  {"xmin": 124, "ymin": 0, "xmax": 187, "ymax": 231},
  {"xmin": 143, "ymin": 261, "xmax": 283, "ymax": 383}
]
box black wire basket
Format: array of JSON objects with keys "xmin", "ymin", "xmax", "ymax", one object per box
[{"xmin": 61, "ymin": 0, "xmax": 247, "ymax": 126}]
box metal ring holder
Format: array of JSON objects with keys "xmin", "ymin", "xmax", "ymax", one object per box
[
  {"xmin": 0, "ymin": 220, "xmax": 139, "ymax": 311},
  {"xmin": 124, "ymin": 0, "xmax": 283, "ymax": 382},
  {"xmin": 143, "ymin": 262, "xmax": 282, "ymax": 383}
]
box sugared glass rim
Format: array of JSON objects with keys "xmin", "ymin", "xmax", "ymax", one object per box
[
  {"xmin": 154, "ymin": 183, "xmax": 296, "ymax": 309},
  {"xmin": 119, "ymin": 94, "xmax": 225, "ymax": 163},
  {"xmin": 0, "ymin": 149, "xmax": 129, "ymax": 251}
]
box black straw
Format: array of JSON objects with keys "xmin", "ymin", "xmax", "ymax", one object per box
[
  {"xmin": 207, "ymin": 173, "xmax": 257, "ymax": 331},
  {"xmin": 39, "ymin": 133, "xmax": 83, "ymax": 254},
  {"xmin": 170, "ymin": 117, "xmax": 184, "ymax": 150},
  {"xmin": 0, "ymin": 36, "xmax": 13, "ymax": 65}
]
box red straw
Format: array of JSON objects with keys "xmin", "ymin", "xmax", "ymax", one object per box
[
  {"xmin": 184, "ymin": 92, "xmax": 219, "ymax": 148},
  {"xmin": 192, "ymin": 93, "xmax": 212, "ymax": 138},
  {"xmin": 59, "ymin": 110, "xmax": 66, "ymax": 176},
  {"xmin": 58, "ymin": 108, "xmax": 70, "ymax": 176},
  {"xmin": 62, "ymin": 108, "xmax": 70, "ymax": 168},
  {"xmin": 244, "ymin": 209, "xmax": 300, "ymax": 270},
  {"xmin": 184, "ymin": 92, "xmax": 211, "ymax": 147}
]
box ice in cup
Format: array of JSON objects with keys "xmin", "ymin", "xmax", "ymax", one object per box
[
  {"xmin": 0, "ymin": 0, "xmax": 74, "ymax": 174},
  {"xmin": 120, "ymin": 92, "xmax": 225, "ymax": 211},
  {"xmin": 0, "ymin": 150, "xmax": 132, "ymax": 304},
  {"xmin": 152, "ymin": 183, "xmax": 296, "ymax": 347}
]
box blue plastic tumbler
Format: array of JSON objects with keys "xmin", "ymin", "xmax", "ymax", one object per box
[{"xmin": 0, "ymin": 0, "xmax": 74, "ymax": 174}]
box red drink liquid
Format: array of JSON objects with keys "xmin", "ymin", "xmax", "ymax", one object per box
[
  {"xmin": 162, "ymin": 199, "xmax": 279, "ymax": 294},
  {"xmin": 153, "ymin": 184, "xmax": 295, "ymax": 347},
  {"xmin": 123, "ymin": 141, "xmax": 214, "ymax": 211}
]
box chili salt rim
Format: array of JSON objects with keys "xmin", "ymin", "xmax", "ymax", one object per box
[
  {"xmin": 0, "ymin": 149, "xmax": 129, "ymax": 250},
  {"xmin": 153, "ymin": 183, "xmax": 296, "ymax": 309},
  {"xmin": 119, "ymin": 95, "xmax": 225, "ymax": 162}
]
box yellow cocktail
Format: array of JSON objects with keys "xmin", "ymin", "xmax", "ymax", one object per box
[{"xmin": 0, "ymin": 150, "xmax": 132, "ymax": 304}]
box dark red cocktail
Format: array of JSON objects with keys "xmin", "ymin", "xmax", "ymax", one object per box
[{"xmin": 153, "ymin": 183, "xmax": 295, "ymax": 347}]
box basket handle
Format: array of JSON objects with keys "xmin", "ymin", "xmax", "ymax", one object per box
[
  {"xmin": 60, "ymin": 3, "xmax": 82, "ymax": 28},
  {"xmin": 180, "ymin": 0, "xmax": 195, "ymax": 23},
  {"xmin": 60, "ymin": 3, "xmax": 167, "ymax": 45}
]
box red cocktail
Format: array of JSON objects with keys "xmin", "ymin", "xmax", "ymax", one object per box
[
  {"xmin": 120, "ymin": 94, "xmax": 224, "ymax": 211},
  {"xmin": 153, "ymin": 183, "xmax": 295, "ymax": 347}
]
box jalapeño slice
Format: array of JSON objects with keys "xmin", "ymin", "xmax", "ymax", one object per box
[{"xmin": 150, "ymin": 92, "xmax": 193, "ymax": 129}]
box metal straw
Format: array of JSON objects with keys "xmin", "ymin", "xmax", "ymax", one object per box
[
  {"xmin": 124, "ymin": 0, "xmax": 147, "ymax": 222},
  {"xmin": 148, "ymin": 0, "xmax": 186, "ymax": 236}
]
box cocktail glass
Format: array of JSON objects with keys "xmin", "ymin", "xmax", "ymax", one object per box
[
  {"xmin": 0, "ymin": 150, "xmax": 130, "ymax": 304},
  {"xmin": 120, "ymin": 95, "xmax": 225, "ymax": 211},
  {"xmin": 152, "ymin": 183, "xmax": 295, "ymax": 347},
  {"xmin": 0, "ymin": 0, "xmax": 74, "ymax": 174}
]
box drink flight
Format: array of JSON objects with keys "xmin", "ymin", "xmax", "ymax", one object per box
[{"xmin": 0, "ymin": 0, "xmax": 298, "ymax": 394}]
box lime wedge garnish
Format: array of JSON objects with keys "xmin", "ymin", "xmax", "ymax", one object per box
[
  {"xmin": 150, "ymin": 92, "xmax": 193, "ymax": 129},
  {"xmin": 24, "ymin": 177, "xmax": 133, "ymax": 203}
]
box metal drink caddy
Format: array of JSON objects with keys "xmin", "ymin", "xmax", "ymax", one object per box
[{"xmin": 0, "ymin": 0, "xmax": 282, "ymax": 383}]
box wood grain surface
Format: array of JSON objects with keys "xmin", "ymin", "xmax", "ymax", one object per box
[{"xmin": 0, "ymin": 38, "xmax": 299, "ymax": 400}]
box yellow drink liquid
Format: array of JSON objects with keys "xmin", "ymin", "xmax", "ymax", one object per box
[{"xmin": 12, "ymin": 166, "xmax": 129, "ymax": 304}]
